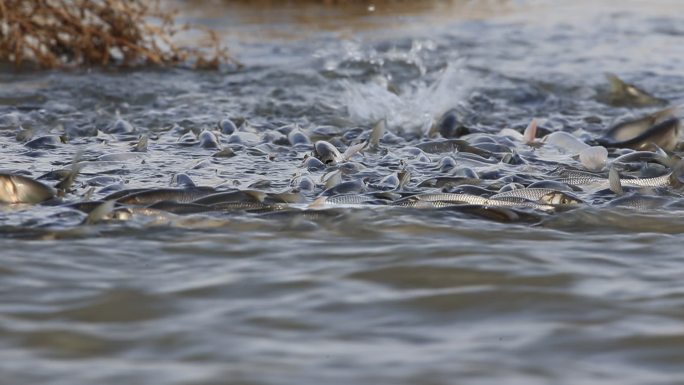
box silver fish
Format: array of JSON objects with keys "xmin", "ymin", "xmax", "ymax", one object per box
[
  {"xmin": 0, "ymin": 173, "xmax": 56, "ymax": 204},
  {"xmin": 415, "ymin": 139, "xmax": 492, "ymax": 158},
  {"xmin": 604, "ymin": 107, "xmax": 676, "ymax": 142},
  {"xmin": 398, "ymin": 193, "xmax": 491, "ymax": 205},
  {"xmin": 490, "ymin": 188, "xmax": 582, "ymax": 205},
  {"xmin": 608, "ymin": 167, "xmax": 624, "ymax": 195},
  {"xmin": 600, "ymin": 117, "xmax": 681, "ymax": 152},
  {"xmin": 558, "ymin": 169, "xmax": 673, "ymax": 188},
  {"xmin": 607, "ymin": 194, "xmax": 670, "ymax": 211},
  {"xmin": 132, "ymin": 135, "xmax": 149, "ymax": 152},
  {"xmin": 198, "ymin": 130, "xmax": 221, "ymax": 149},
  {"xmin": 309, "ymin": 194, "xmax": 380, "ymax": 209},
  {"xmin": 313, "ymin": 141, "xmax": 342, "ymax": 165},
  {"xmin": 192, "ymin": 190, "xmax": 266, "ymax": 205},
  {"xmin": 210, "ymin": 201, "xmax": 288, "ymax": 213},
  {"xmin": 288, "ymin": 127, "xmax": 310, "ymax": 146},
  {"xmin": 117, "ymin": 187, "xmax": 216, "ymax": 205}
]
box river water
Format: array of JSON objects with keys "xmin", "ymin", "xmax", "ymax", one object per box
[{"xmin": 2, "ymin": 1, "xmax": 684, "ymax": 384}]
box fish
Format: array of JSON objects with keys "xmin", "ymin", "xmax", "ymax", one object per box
[
  {"xmin": 170, "ymin": 173, "xmax": 196, "ymax": 188},
  {"xmin": 415, "ymin": 139, "xmax": 493, "ymax": 158},
  {"xmin": 321, "ymin": 179, "xmax": 367, "ymax": 196},
  {"xmin": 393, "ymin": 193, "xmax": 558, "ymax": 211},
  {"xmin": 603, "ymin": 107, "xmax": 676, "ymax": 142},
  {"xmin": 309, "ymin": 193, "xmax": 392, "ymax": 209},
  {"xmin": 607, "ymin": 194, "xmax": 671, "ymax": 211},
  {"xmin": 24, "ymin": 135, "xmax": 66, "ymax": 149},
  {"xmin": 55, "ymin": 151, "xmax": 83, "ymax": 194},
  {"xmin": 435, "ymin": 109, "xmax": 470, "ymax": 139},
  {"xmin": 418, "ymin": 177, "xmax": 481, "ymax": 188},
  {"xmin": 116, "ymin": 186, "xmax": 216, "ymax": 205},
  {"xmin": 0, "ymin": 173, "xmax": 56, "ymax": 204},
  {"xmin": 608, "ymin": 167, "xmax": 624, "ymax": 196},
  {"xmin": 82, "ymin": 200, "xmax": 117, "ymax": 225},
  {"xmin": 368, "ymin": 120, "xmax": 385, "ymax": 149},
  {"xmin": 490, "ymin": 188, "xmax": 583, "ymax": 205},
  {"xmin": 557, "ymin": 168, "xmax": 674, "ymax": 188},
  {"xmin": 192, "ymin": 190, "xmax": 266, "ymax": 205},
  {"xmin": 218, "ymin": 118, "xmax": 237, "ymax": 135},
  {"xmin": 523, "ymin": 119, "xmax": 538, "ymax": 145},
  {"xmin": 612, "ymin": 148, "xmax": 677, "ymax": 168},
  {"xmin": 132, "ymin": 135, "xmax": 149, "ymax": 152},
  {"xmin": 603, "ymin": 73, "xmax": 668, "ymax": 107},
  {"xmin": 104, "ymin": 118, "xmax": 137, "ymax": 135},
  {"xmin": 198, "ymin": 130, "xmax": 221, "ymax": 149},
  {"xmin": 397, "ymin": 193, "xmax": 491, "ymax": 205},
  {"xmin": 313, "ymin": 141, "xmax": 343, "ymax": 165},
  {"xmin": 599, "ymin": 117, "xmax": 681, "ymax": 152},
  {"xmin": 64, "ymin": 200, "xmax": 132, "ymax": 220},
  {"xmin": 209, "ymin": 201, "xmax": 288, "ymax": 213},
  {"xmin": 288, "ymin": 127, "xmax": 311, "ymax": 146},
  {"xmin": 147, "ymin": 201, "xmax": 214, "ymax": 214},
  {"xmin": 309, "ymin": 195, "xmax": 375, "ymax": 209}
]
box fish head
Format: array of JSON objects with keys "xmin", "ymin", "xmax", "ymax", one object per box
[
  {"xmin": 539, "ymin": 191, "xmax": 583, "ymax": 206},
  {"xmin": 313, "ymin": 141, "xmax": 342, "ymax": 165}
]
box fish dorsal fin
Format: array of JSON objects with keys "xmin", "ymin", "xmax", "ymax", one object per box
[
  {"xmin": 606, "ymin": 73, "xmax": 626, "ymax": 93},
  {"xmin": 609, "ymin": 166, "xmax": 624, "ymax": 196},
  {"xmin": 133, "ymin": 134, "xmax": 148, "ymax": 152},
  {"xmin": 243, "ymin": 190, "xmax": 267, "ymax": 203},
  {"xmin": 308, "ymin": 196, "xmax": 328, "ymax": 209},
  {"xmin": 84, "ymin": 200, "xmax": 116, "ymax": 225},
  {"xmin": 322, "ymin": 170, "xmax": 342, "ymax": 189},
  {"xmin": 341, "ymin": 141, "xmax": 366, "ymax": 162},
  {"xmin": 271, "ymin": 191, "xmax": 304, "ymax": 204},
  {"xmin": 368, "ymin": 119, "xmax": 386, "ymax": 149},
  {"xmin": 55, "ymin": 150, "xmax": 83, "ymax": 194}
]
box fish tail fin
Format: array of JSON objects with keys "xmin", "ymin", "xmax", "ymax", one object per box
[{"xmin": 523, "ymin": 119, "xmax": 538, "ymax": 144}]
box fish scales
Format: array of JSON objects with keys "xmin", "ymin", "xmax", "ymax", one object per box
[
  {"xmin": 408, "ymin": 193, "xmax": 491, "ymax": 205},
  {"xmin": 558, "ymin": 170, "xmax": 672, "ymax": 187},
  {"xmin": 490, "ymin": 188, "xmax": 560, "ymax": 201}
]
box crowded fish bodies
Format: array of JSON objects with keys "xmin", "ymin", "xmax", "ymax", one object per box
[{"xmin": 1, "ymin": 75, "xmax": 683, "ymax": 226}]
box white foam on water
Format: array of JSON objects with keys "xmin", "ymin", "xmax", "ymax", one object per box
[{"xmin": 341, "ymin": 62, "xmax": 472, "ymax": 135}]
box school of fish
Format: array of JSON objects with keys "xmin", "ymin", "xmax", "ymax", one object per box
[{"xmin": 1, "ymin": 74, "xmax": 683, "ymax": 227}]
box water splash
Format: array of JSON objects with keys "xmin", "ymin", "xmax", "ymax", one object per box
[{"xmin": 341, "ymin": 62, "xmax": 472, "ymax": 135}]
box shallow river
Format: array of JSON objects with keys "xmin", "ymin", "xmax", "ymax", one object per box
[{"xmin": 2, "ymin": 1, "xmax": 684, "ymax": 384}]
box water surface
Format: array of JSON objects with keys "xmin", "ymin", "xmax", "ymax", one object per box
[{"xmin": 2, "ymin": 1, "xmax": 684, "ymax": 384}]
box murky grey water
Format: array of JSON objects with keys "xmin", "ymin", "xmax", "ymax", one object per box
[{"xmin": 2, "ymin": 1, "xmax": 684, "ymax": 384}]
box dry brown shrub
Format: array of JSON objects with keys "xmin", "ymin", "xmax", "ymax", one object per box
[{"xmin": 0, "ymin": 0, "xmax": 234, "ymax": 69}]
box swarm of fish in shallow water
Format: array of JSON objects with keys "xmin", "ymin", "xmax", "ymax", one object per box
[
  {"xmin": 1, "ymin": 74, "xmax": 683, "ymax": 229},
  {"xmin": 0, "ymin": 97, "xmax": 683, "ymax": 228}
]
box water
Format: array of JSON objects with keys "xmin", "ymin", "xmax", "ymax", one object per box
[{"xmin": 2, "ymin": 1, "xmax": 684, "ymax": 384}]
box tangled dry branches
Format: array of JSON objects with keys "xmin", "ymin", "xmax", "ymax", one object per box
[{"xmin": 0, "ymin": 0, "xmax": 232, "ymax": 69}]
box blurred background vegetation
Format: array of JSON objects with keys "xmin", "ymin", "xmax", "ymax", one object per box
[{"xmin": 0, "ymin": 0, "xmax": 235, "ymax": 69}]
